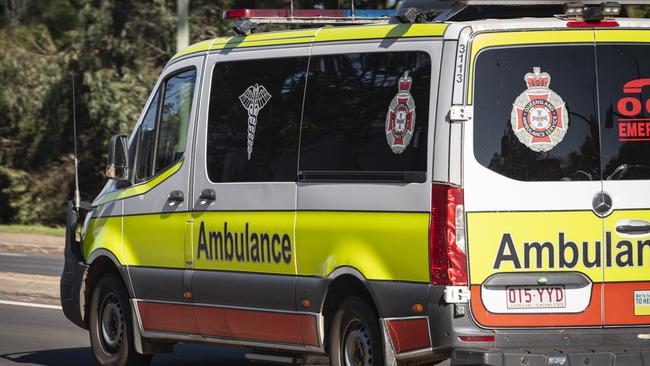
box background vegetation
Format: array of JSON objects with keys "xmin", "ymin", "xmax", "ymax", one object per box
[
  {"xmin": 0, "ymin": 0, "xmax": 394, "ymax": 227},
  {"xmin": 0, "ymin": 1, "xmax": 647, "ymax": 227}
]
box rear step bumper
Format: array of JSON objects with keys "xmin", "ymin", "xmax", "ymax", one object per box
[{"xmin": 451, "ymin": 348, "xmax": 650, "ymax": 366}]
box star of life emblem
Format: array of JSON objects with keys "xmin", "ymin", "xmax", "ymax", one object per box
[
  {"xmin": 239, "ymin": 83, "xmax": 271, "ymax": 160},
  {"xmin": 511, "ymin": 67, "xmax": 569, "ymax": 152},
  {"xmin": 385, "ymin": 71, "xmax": 416, "ymax": 154}
]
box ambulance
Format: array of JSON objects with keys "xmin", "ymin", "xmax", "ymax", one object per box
[{"xmin": 60, "ymin": 1, "xmax": 650, "ymax": 365}]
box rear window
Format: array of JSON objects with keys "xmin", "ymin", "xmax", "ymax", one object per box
[
  {"xmin": 597, "ymin": 44, "xmax": 650, "ymax": 180},
  {"xmin": 473, "ymin": 46, "xmax": 601, "ymax": 181},
  {"xmin": 299, "ymin": 51, "xmax": 431, "ymax": 181}
]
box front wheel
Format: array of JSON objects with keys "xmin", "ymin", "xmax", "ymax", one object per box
[
  {"xmin": 89, "ymin": 273, "xmax": 152, "ymax": 366},
  {"xmin": 329, "ymin": 297, "xmax": 384, "ymax": 366}
]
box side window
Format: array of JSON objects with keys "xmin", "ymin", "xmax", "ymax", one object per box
[
  {"xmin": 298, "ymin": 52, "xmax": 431, "ymax": 178},
  {"xmin": 135, "ymin": 91, "xmax": 159, "ymax": 182},
  {"xmin": 206, "ymin": 57, "xmax": 307, "ymax": 182},
  {"xmin": 473, "ymin": 46, "xmax": 601, "ymax": 181},
  {"xmin": 133, "ymin": 68, "xmax": 196, "ymax": 184},
  {"xmin": 156, "ymin": 69, "xmax": 196, "ymax": 172},
  {"xmin": 597, "ymin": 44, "xmax": 650, "ymax": 180}
]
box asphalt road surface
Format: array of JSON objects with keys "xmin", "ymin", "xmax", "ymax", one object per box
[
  {"xmin": 0, "ymin": 250, "xmax": 451, "ymax": 366},
  {"xmin": 0, "ymin": 253, "xmax": 63, "ymax": 277},
  {"xmin": 0, "ymin": 303, "xmax": 273, "ymax": 366}
]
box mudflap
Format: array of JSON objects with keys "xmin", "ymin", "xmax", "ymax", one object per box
[{"xmin": 60, "ymin": 201, "xmax": 89, "ymax": 329}]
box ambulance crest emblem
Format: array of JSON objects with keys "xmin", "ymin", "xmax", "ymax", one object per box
[
  {"xmin": 511, "ymin": 67, "xmax": 569, "ymax": 152},
  {"xmin": 386, "ymin": 71, "xmax": 416, "ymax": 154}
]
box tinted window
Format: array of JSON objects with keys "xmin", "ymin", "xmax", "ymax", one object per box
[
  {"xmin": 206, "ymin": 57, "xmax": 307, "ymax": 182},
  {"xmin": 299, "ymin": 52, "xmax": 431, "ymax": 177},
  {"xmin": 473, "ymin": 46, "xmax": 601, "ymax": 181},
  {"xmin": 597, "ymin": 44, "xmax": 650, "ymax": 180},
  {"xmin": 135, "ymin": 91, "xmax": 159, "ymax": 182},
  {"xmin": 156, "ymin": 69, "xmax": 196, "ymax": 171}
]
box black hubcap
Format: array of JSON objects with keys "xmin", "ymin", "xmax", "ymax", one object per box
[
  {"xmin": 98, "ymin": 293, "xmax": 124, "ymax": 356},
  {"xmin": 342, "ymin": 320, "xmax": 372, "ymax": 366}
]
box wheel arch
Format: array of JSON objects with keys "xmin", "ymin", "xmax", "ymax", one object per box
[
  {"xmin": 320, "ymin": 266, "xmax": 383, "ymax": 351},
  {"xmin": 84, "ymin": 249, "xmax": 133, "ymax": 324}
]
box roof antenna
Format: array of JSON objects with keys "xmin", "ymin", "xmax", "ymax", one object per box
[{"xmin": 71, "ymin": 71, "xmax": 81, "ymax": 212}]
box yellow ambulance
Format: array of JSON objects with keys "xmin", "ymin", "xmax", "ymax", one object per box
[{"xmin": 60, "ymin": 1, "xmax": 650, "ymax": 365}]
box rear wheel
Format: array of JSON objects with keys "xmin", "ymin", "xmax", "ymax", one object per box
[
  {"xmin": 89, "ymin": 273, "xmax": 152, "ymax": 366},
  {"xmin": 329, "ymin": 297, "xmax": 384, "ymax": 366}
]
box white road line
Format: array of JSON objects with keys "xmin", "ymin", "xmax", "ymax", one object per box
[
  {"xmin": 0, "ymin": 299, "xmax": 61, "ymax": 310},
  {"xmin": 0, "ymin": 252, "xmax": 27, "ymax": 257}
]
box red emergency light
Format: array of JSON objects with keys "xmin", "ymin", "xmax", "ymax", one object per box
[
  {"xmin": 566, "ymin": 20, "xmax": 619, "ymax": 27},
  {"xmin": 224, "ymin": 9, "xmax": 343, "ymax": 19}
]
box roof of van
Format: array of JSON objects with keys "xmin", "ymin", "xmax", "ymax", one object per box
[{"xmin": 170, "ymin": 17, "xmax": 650, "ymax": 62}]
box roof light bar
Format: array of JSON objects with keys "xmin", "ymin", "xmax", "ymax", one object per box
[
  {"xmin": 601, "ymin": 1, "xmax": 622, "ymax": 17},
  {"xmin": 564, "ymin": 2, "xmax": 586, "ymax": 18},
  {"xmin": 394, "ymin": 7, "xmax": 440, "ymax": 24},
  {"xmin": 563, "ymin": 1, "xmax": 621, "ymax": 25},
  {"xmin": 233, "ymin": 19, "xmax": 262, "ymax": 35},
  {"xmin": 223, "ymin": 8, "xmax": 395, "ymax": 25}
]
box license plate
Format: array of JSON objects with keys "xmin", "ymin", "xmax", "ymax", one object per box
[{"xmin": 506, "ymin": 286, "xmax": 566, "ymax": 309}]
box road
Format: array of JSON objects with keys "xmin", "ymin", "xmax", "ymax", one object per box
[
  {"xmin": 0, "ymin": 253, "xmax": 63, "ymax": 277},
  {"xmin": 0, "ymin": 251, "xmax": 272, "ymax": 366},
  {"xmin": 0, "ymin": 250, "xmax": 450, "ymax": 366},
  {"xmin": 0, "ymin": 303, "xmax": 269, "ymax": 366}
]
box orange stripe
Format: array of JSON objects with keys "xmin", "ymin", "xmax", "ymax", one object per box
[
  {"xmin": 603, "ymin": 281, "xmax": 650, "ymax": 326},
  {"xmin": 386, "ymin": 318, "xmax": 431, "ymax": 353},
  {"xmin": 138, "ymin": 301, "xmax": 318, "ymax": 345},
  {"xmin": 470, "ymin": 285, "xmax": 602, "ymax": 328}
]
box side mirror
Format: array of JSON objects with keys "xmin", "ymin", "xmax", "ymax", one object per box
[{"xmin": 106, "ymin": 134, "xmax": 129, "ymax": 182}]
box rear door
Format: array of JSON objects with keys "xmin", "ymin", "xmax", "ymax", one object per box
[
  {"xmin": 464, "ymin": 31, "xmax": 605, "ymax": 328},
  {"xmin": 595, "ymin": 30, "xmax": 650, "ymax": 327}
]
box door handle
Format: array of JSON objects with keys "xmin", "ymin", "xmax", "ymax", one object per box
[
  {"xmin": 167, "ymin": 190, "xmax": 184, "ymax": 206},
  {"xmin": 199, "ymin": 189, "xmax": 216, "ymax": 205},
  {"xmin": 616, "ymin": 220, "xmax": 650, "ymax": 235}
]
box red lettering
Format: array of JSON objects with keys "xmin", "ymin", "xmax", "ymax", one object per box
[
  {"xmin": 629, "ymin": 122, "xmax": 638, "ymax": 137},
  {"xmin": 537, "ymin": 288, "xmax": 545, "ymax": 300},
  {"xmin": 545, "ymin": 287, "xmax": 554, "ymax": 302},
  {"xmin": 618, "ymin": 97, "xmax": 643, "ymax": 117},
  {"xmin": 556, "ymin": 288, "xmax": 564, "ymax": 302},
  {"xmin": 508, "ymin": 289, "xmax": 516, "ymax": 303},
  {"xmin": 646, "ymin": 98, "xmax": 650, "ymax": 114},
  {"xmin": 639, "ymin": 122, "xmax": 645, "ymax": 137},
  {"xmin": 524, "ymin": 289, "xmax": 532, "ymax": 303},
  {"xmin": 619, "ymin": 122, "xmax": 627, "ymax": 137}
]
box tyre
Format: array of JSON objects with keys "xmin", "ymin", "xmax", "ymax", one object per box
[
  {"xmin": 329, "ymin": 296, "xmax": 384, "ymax": 366},
  {"xmin": 89, "ymin": 273, "xmax": 152, "ymax": 366}
]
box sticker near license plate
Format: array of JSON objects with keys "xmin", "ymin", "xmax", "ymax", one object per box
[
  {"xmin": 506, "ymin": 286, "xmax": 566, "ymax": 309},
  {"xmin": 634, "ymin": 291, "xmax": 650, "ymax": 316}
]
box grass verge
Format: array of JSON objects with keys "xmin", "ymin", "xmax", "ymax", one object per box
[{"xmin": 0, "ymin": 224, "xmax": 65, "ymax": 237}]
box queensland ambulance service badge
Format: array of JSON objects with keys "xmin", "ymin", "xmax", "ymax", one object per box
[
  {"xmin": 511, "ymin": 67, "xmax": 569, "ymax": 152},
  {"xmin": 386, "ymin": 71, "xmax": 416, "ymax": 154}
]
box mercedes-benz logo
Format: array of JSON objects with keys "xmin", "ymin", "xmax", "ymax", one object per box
[{"xmin": 592, "ymin": 191, "xmax": 613, "ymax": 217}]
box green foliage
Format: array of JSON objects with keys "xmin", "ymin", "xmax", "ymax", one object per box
[
  {"xmin": 0, "ymin": 0, "xmax": 431, "ymax": 227},
  {"xmin": 627, "ymin": 5, "xmax": 650, "ymax": 18},
  {"xmin": 0, "ymin": 0, "xmax": 204, "ymax": 226}
]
